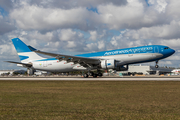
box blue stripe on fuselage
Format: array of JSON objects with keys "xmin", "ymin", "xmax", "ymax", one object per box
[{"xmin": 75, "ymin": 45, "xmax": 160, "ymax": 58}]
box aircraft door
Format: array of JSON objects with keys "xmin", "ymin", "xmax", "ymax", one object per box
[
  {"xmin": 128, "ymin": 49, "xmax": 133, "ymax": 57},
  {"xmin": 154, "ymin": 46, "xmax": 159, "ymax": 53},
  {"xmin": 43, "ymin": 61, "xmax": 47, "ymax": 67}
]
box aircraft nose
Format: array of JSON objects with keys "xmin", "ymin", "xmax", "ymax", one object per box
[
  {"xmin": 171, "ymin": 49, "xmax": 175, "ymax": 55},
  {"xmin": 163, "ymin": 48, "xmax": 175, "ymax": 58}
]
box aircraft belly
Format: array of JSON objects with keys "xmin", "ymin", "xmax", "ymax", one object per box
[
  {"xmin": 97, "ymin": 53, "xmax": 163, "ymax": 64},
  {"xmin": 122, "ymin": 53, "xmax": 162, "ymax": 63},
  {"xmin": 33, "ymin": 61, "xmax": 74, "ymax": 72},
  {"xmin": 126, "ymin": 54, "xmax": 153, "ymax": 63}
]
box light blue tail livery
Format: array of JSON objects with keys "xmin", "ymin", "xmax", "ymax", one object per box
[
  {"xmin": 12, "ymin": 38, "xmax": 45, "ymax": 62},
  {"xmin": 12, "ymin": 38, "xmax": 32, "ymax": 53}
]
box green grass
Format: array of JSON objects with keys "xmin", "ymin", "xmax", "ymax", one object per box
[{"xmin": 0, "ymin": 81, "xmax": 180, "ymax": 120}]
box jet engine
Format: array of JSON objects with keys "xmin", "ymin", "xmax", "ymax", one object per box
[
  {"xmin": 100, "ymin": 59, "xmax": 129, "ymax": 71},
  {"xmin": 101, "ymin": 59, "xmax": 116, "ymax": 69}
]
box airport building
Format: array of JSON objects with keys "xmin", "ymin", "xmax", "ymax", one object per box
[{"xmin": 119, "ymin": 65, "xmax": 173, "ymax": 75}]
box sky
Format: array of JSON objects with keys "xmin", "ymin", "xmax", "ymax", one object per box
[{"xmin": 0, "ymin": 0, "xmax": 180, "ymax": 70}]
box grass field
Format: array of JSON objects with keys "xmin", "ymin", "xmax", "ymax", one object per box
[{"xmin": 0, "ymin": 81, "xmax": 180, "ymax": 120}]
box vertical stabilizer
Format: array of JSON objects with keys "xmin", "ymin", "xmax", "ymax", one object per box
[{"xmin": 12, "ymin": 38, "xmax": 45, "ymax": 63}]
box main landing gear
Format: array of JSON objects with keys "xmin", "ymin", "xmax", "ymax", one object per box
[
  {"xmin": 155, "ymin": 60, "xmax": 159, "ymax": 68},
  {"xmin": 83, "ymin": 70, "xmax": 103, "ymax": 78}
]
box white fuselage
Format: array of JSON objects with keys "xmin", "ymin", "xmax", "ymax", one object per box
[{"xmin": 31, "ymin": 53, "xmax": 163, "ymax": 72}]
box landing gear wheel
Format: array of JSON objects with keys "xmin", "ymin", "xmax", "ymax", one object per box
[
  {"xmin": 83, "ymin": 74, "xmax": 89, "ymax": 78},
  {"xmin": 93, "ymin": 74, "xmax": 97, "ymax": 78},
  {"xmin": 98, "ymin": 73, "xmax": 102, "ymax": 77},
  {"xmin": 155, "ymin": 60, "xmax": 159, "ymax": 68},
  {"xmin": 89, "ymin": 72, "xmax": 94, "ymax": 76}
]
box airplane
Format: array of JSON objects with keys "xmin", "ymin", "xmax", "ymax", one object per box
[
  {"xmin": 171, "ymin": 69, "xmax": 180, "ymax": 74},
  {"xmin": 6, "ymin": 38, "xmax": 175, "ymax": 77}
]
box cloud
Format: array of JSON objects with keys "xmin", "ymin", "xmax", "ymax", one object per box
[
  {"xmin": 89, "ymin": 31, "xmax": 97, "ymax": 41},
  {"xmin": 98, "ymin": 0, "xmax": 144, "ymax": 29},
  {"xmin": 0, "ymin": 0, "xmax": 13, "ymax": 12},
  {"xmin": 0, "ymin": 15, "xmax": 16, "ymax": 35},
  {"xmin": 10, "ymin": 0, "xmax": 178, "ymax": 34},
  {"xmin": 84, "ymin": 43, "xmax": 98, "ymax": 52},
  {"xmin": 165, "ymin": 55, "xmax": 180, "ymax": 61},
  {"xmin": 148, "ymin": 0, "xmax": 168, "ymax": 13},
  {"xmin": 124, "ymin": 20, "xmax": 180, "ymax": 40},
  {"xmin": 67, "ymin": 41, "xmax": 76, "ymax": 48},
  {"xmin": 97, "ymin": 0, "xmax": 168, "ymax": 30},
  {"xmin": 0, "ymin": 44, "xmax": 15, "ymax": 55},
  {"xmin": 11, "ymin": 0, "xmax": 168, "ymax": 32},
  {"xmin": 0, "ymin": 21, "xmax": 15, "ymax": 35},
  {"xmin": 98, "ymin": 40, "xmax": 105, "ymax": 50},
  {"xmin": 1, "ymin": 0, "xmax": 180, "ymax": 69},
  {"xmin": 159, "ymin": 39, "xmax": 180, "ymax": 49},
  {"xmin": 166, "ymin": 0, "xmax": 180, "ymax": 19},
  {"xmin": 59, "ymin": 29, "xmax": 83, "ymax": 41},
  {"xmin": 10, "ymin": 5, "xmax": 100, "ymax": 32},
  {"xmin": 22, "ymin": 0, "xmax": 127, "ymax": 9},
  {"xmin": 159, "ymin": 60, "xmax": 172, "ymax": 65}
]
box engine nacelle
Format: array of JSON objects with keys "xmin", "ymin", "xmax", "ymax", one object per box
[
  {"xmin": 114, "ymin": 65, "xmax": 129, "ymax": 71},
  {"xmin": 101, "ymin": 59, "xmax": 116, "ymax": 69}
]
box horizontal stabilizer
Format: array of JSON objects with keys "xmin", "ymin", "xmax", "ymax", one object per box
[{"xmin": 5, "ymin": 61, "xmax": 32, "ymax": 67}]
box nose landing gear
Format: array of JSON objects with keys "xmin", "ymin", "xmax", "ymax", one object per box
[{"xmin": 155, "ymin": 60, "xmax": 159, "ymax": 68}]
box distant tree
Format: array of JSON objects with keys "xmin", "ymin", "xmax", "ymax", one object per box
[
  {"xmin": 24, "ymin": 71, "xmax": 27, "ymax": 75},
  {"xmin": 13, "ymin": 71, "xmax": 19, "ymax": 75}
]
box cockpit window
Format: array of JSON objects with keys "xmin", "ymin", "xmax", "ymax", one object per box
[{"xmin": 164, "ymin": 47, "xmax": 170, "ymax": 49}]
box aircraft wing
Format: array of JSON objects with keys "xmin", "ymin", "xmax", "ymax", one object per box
[
  {"xmin": 35, "ymin": 50, "xmax": 101, "ymax": 67},
  {"xmin": 5, "ymin": 61, "xmax": 32, "ymax": 67},
  {"xmin": 28, "ymin": 46, "xmax": 101, "ymax": 67}
]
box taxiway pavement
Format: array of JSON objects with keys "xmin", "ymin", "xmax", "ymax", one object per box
[{"xmin": 0, "ymin": 77, "xmax": 180, "ymax": 81}]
